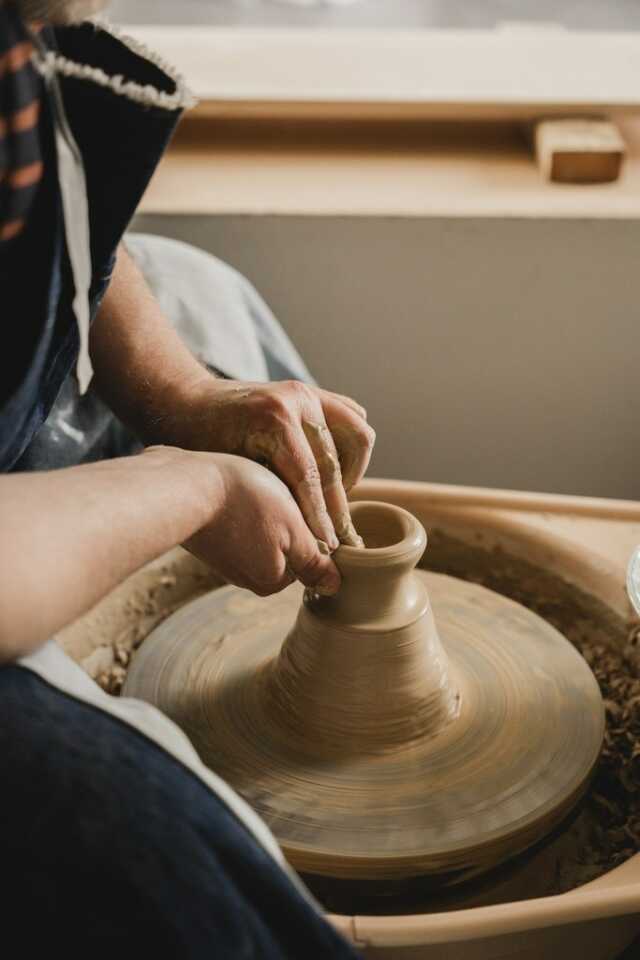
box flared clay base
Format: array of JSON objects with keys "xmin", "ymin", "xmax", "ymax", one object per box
[{"xmin": 124, "ymin": 502, "xmax": 604, "ymax": 885}]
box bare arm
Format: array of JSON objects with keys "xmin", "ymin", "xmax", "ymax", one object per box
[
  {"xmin": 0, "ymin": 447, "xmax": 217, "ymax": 663},
  {"xmin": 0, "ymin": 447, "xmax": 339, "ymax": 665},
  {"xmin": 90, "ymin": 244, "xmax": 214, "ymax": 443},
  {"xmin": 91, "ymin": 245, "xmax": 375, "ymax": 548}
]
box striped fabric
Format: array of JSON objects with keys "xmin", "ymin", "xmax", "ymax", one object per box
[{"xmin": 0, "ymin": 7, "xmax": 42, "ymax": 244}]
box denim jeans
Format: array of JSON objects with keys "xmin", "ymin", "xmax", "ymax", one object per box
[{"xmin": 0, "ymin": 664, "xmax": 359, "ymax": 958}]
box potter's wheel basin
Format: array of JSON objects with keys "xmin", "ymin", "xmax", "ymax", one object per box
[{"xmin": 123, "ymin": 504, "xmax": 604, "ymax": 887}]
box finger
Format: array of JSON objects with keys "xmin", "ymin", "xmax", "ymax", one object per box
[
  {"xmin": 321, "ymin": 398, "xmax": 376, "ymax": 492},
  {"xmin": 286, "ymin": 534, "xmax": 341, "ymax": 597},
  {"xmin": 249, "ymin": 573, "xmax": 296, "ymax": 597},
  {"xmin": 302, "ymin": 418, "xmax": 363, "ymax": 547},
  {"xmin": 254, "ymin": 426, "xmax": 339, "ymax": 550},
  {"xmin": 317, "ymin": 387, "xmax": 368, "ymax": 421},
  {"xmin": 184, "ymin": 539, "xmax": 251, "ymax": 591},
  {"xmin": 223, "ymin": 555, "xmax": 296, "ymax": 598},
  {"xmin": 186, "ymin": 522, "xmax": 295, "ymax": 597}
]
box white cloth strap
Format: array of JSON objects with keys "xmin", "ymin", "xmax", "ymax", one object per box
[{"xmin": 31, "ymin": 29, "xmax": 94, "ymax": 395}]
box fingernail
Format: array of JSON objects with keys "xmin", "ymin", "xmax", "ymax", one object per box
[{"xmin": 316, "ymin": 572, "xmax": 341, "ymax": 597}]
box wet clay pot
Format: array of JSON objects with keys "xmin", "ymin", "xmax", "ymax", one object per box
[{"xmin": 124, "ymin": 500, "xmax": 604, "ymax": 888}]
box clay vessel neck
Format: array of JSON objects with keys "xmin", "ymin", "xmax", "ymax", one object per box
[{"xmin": 313, "ymin": 501, "xmax": 429, "ymax": 632}]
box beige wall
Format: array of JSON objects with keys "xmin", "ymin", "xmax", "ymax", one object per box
[{"xmin": 134, "ymin": 213, "xmax": 640, "ymax": 500}]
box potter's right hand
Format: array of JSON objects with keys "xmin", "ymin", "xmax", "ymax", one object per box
[{"xmin": 183, "ymin": 452, "xmax": 341, "ymax": 597}]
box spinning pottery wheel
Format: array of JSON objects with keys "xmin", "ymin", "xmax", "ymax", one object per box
[{"xmin": 124, "ymin": 501, "xmax": 604, "ymax": 886}]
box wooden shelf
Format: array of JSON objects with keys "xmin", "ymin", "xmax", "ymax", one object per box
[{"xmin": 140, "ymin": 117, "xmax": 640, "ymax": 219}]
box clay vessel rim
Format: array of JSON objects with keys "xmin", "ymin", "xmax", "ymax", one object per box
[{"xmin": 338, "ymin": 501, "xmax": 427, "ymax": 565}]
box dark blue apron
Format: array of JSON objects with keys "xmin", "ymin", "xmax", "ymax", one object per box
[{"xmin": 0, "ymin": 22, "xmax": 185, "ymax": 471}]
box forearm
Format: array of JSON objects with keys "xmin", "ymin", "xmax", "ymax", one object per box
[
  {"xmin": 90, "ymin": 243, "xmax": 374, "ymax": 548},
  {"xmin": 91, "ymin": 244, "xmax": 213, "ymax": 445},
  {"xmin": 0, "ymin": 447, "xmax": 219, "ymax": 663}
]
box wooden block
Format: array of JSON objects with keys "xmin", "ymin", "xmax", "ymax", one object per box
[{"xmin": 534, "ymin": 118, "xmax": 626, "ymax": 184}]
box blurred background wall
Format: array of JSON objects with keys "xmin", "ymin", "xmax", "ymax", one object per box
[{"xmin": 134, "ymin": 212, "xmax": 640, "ymax": 499}]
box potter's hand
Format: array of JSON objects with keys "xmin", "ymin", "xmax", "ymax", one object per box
[
  {"xmin": 184, "ymin": 453, "xmax": 341, "ymax": 597},
  {"xmin": 90, "ymin": 250, "xmax": 374, "ymax": 546},
  {"xmin": 182, "ymin": 380, "xmax": 375, "ymax": 550}
]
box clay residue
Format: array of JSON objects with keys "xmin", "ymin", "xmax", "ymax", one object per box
[
  {"xmin": 423, "ymin": 530, "xmax": 640, "ymax": 897},
  {"xmin": 58, "ymin": 548, "xmax": 222, "ymax": 695}
]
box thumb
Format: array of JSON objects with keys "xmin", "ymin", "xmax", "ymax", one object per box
[{"xmin": 286, "ymin": 533, "xmax": 341, "ymax": 597}]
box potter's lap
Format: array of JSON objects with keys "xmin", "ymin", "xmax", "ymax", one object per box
[{"xmin": 0, "ymin": 665, "xmax": 358, "ymax": 959}]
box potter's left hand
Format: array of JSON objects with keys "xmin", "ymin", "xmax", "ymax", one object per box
[{"xmin": 176, "ymin": 379, "xmax": 375, "ymax": 549}]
